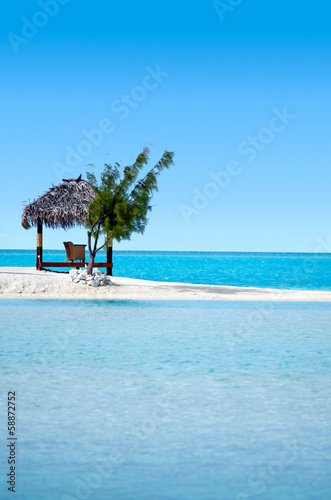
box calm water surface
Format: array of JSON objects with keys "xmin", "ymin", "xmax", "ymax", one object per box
[{"xmin": 0, "ymin": 300, "xmax": 330, "ymax": 499}]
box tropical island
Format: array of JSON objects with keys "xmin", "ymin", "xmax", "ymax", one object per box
[{"xmin": 0, "ymin": 147, "xmax": 329, "ymax": 300}]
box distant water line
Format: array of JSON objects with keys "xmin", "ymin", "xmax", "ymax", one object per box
[{"xmin": 0, "ymin": 250, "xmax": 330, "ymax": 290}]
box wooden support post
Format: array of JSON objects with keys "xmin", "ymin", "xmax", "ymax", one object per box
[
  {"xmin": 36, "ymin": 220, "xmax": 43, "ymax": 270},
  {"xmin": 107, "ymin": 236, "xmax": 113, "ymax": 276}
]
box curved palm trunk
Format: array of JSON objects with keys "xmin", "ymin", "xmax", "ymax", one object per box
[
  {"xmin": 87, "ymin": 230, "xmax": 97, "ymax": 275},
  {"xmin": 86, "ymin": 255, "xmax": 95, "ymax": 275}
]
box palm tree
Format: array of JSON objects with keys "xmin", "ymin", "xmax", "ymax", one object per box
[{"xmin": 85, "ymin": 147, "xmax": 174, "ymax": 274}]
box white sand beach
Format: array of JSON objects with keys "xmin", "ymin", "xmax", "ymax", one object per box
[{"xmin": 0, "ymin": 267, "xmax": 331, "ymax": 301}]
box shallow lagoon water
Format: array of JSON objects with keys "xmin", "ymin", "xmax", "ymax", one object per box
[{"xmin": 0, "ymin": 300, "xmax": 331, "ymax": 499}]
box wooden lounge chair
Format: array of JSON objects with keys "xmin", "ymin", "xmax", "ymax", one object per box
[{"xmin": 63, "ymin": 241, "xmax": 86, "ymax": 263}]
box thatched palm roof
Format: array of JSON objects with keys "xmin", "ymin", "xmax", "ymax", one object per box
[{"xmin": 22, "ymin": 176, "xmax": 96, "ymax": 230}]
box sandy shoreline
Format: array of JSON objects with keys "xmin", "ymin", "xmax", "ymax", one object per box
[{"xmin": 0, "ymin": 267, "xmax": 330, "ymax": 301}]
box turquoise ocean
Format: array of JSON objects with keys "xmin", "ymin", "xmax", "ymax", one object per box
[
  {"xmin": 0, "ymin": 252, "xmax": 331, "ymax": 499},
  {"xmin": 0, "ymin": 250, "xmax": 331, "ymax": 290}
]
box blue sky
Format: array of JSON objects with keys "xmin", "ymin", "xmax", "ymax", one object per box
[{"xmin": 1, "ymin": 0, "xmax": 330, "ymax": 252}]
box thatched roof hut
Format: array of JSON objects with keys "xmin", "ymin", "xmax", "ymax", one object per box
[
  {"xmin": 22, "ymin": 176, "xmax": 96, "ymax": 230},
  {"xmin": 21, "ymin": 175, "xmax": 114, "ymax": 274}
]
